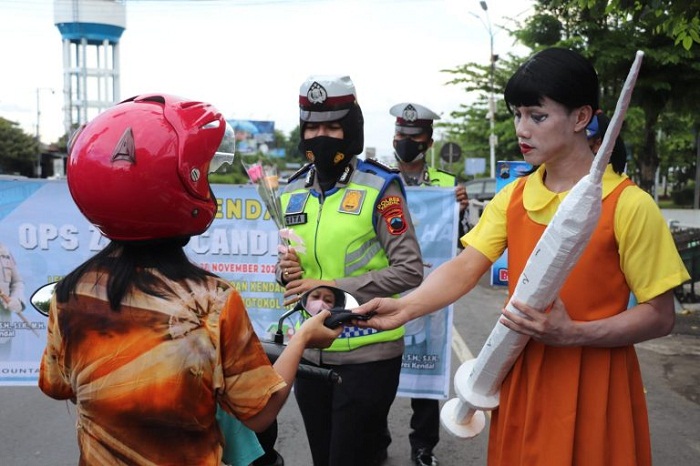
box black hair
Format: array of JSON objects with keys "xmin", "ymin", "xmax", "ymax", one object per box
[
  {"xmin": 301, "ymin": 285, "xmax": 346, "ymax": 310},
  {"xmin": 505, "ymin": 48, "xmax": 607, "ymax": 177},
  {"xmin": 593, "ymin": 113, "xmax": 627, "ymax": 174},
  {"xmin": 56, "ymin": 238, "xmax": 214, "ymax": 311},
  {"xmin": 504, "ymin": 47, "xmax": 600, "ymax": 116}
]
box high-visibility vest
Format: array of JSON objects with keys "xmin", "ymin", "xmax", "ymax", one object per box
[{"xmin": 281, "ymin": 159, "xmax": 405, "ymax": 351}]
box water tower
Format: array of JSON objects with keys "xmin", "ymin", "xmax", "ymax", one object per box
[{"xmin": 54, "ymin": 0, "xmax": 126, "ymax": 137}]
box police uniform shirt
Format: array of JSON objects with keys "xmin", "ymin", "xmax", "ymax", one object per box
[
  {"xmin": 398, "ymin": 165, "xmax": 431, "ymax": 187},
  {"xmin": 280, "ymin": 157, "xmax": 423, "ymax": 305}
]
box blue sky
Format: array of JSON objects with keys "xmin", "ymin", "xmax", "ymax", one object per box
[{"xmin": 0, "ymin": 0, "xmax": 533, "ymax": 158}]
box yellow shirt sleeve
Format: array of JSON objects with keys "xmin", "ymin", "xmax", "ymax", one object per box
[
  {"xmin": 614, "ymin": 187, "xmax": 690, "ymax": 302},
  {"xmin": 460, "ymin": 165, "xmax": 690, "ymax": 302}
]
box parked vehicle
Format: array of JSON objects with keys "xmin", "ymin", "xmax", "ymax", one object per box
[
  {"xmin": 462, "ymin": 177, "xmax": 496, "ymax": 230},
  {"xmin": 463, "ymin": 177, "xmax": 496, "ymax": 202}
]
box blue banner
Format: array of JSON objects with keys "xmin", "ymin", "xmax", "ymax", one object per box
[
  {"xmin": 490, "ymin": 160, "xmax": 532, "ymax": 286},
  {"xmin": 0, "ymin": 180, "xmax": 456, "ymax": 398}
]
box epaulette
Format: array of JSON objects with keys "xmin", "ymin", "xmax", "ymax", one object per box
[
  {"xmin": 362, "ymin": 157, "xmax": 400, "ymax": 174},
  {"xmin": 286, "ymin": 163, "xmax": 314, "ymax": 182}
]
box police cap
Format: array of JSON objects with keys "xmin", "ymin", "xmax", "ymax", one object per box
[{"xmin": 390, "ymin": 102, "xmax": 440, "ymax": 135}]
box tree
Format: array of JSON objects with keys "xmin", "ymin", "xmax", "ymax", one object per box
[
  {"xmin": 0, "ymin": 117, "xmax": 39, "ymax": 177},
  {"xmin": 440, "ymin": 54, "xmax": 526, "ymax": 177},
  {"xmin": 284, "ymin": 125, "xmax": 303, "ymax": 163},
  {"xmin": 603, "ymin": 0, "xmax": 700, "ymax": 50},
  {"xmin": 515, "ymin": 0, "xmax": 700, "ymax": 193},
  {"xmin": 441, "ymin": 0, "xmax": 700, "ymax": 194}
]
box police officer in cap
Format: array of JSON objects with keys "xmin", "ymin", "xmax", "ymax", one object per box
[
  {"xmin": 391, "ymin": 102, "xmax": 468, "ymax": 211},
  {"xmin": 390, "ymin": 102, "xmax": 468, "ymax": 466},
  {"xmin": 276, "ymin": 75, "xmax": 424, "ymax": 466}
]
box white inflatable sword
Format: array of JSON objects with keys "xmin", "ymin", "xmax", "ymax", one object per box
[{"xmin": 441, "ymin": 50, "xmax": 645, "ymax": 438}]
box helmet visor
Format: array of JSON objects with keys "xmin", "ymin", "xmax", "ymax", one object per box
[{"xmin": 209, "ymin": 122, "xmax": 236, "ymax": 173}]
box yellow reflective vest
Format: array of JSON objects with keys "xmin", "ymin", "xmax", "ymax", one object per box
[{"xmin": 281, "ymin": 159, "xmax": 405, "ymax": 351}]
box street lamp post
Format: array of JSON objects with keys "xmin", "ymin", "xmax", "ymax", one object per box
[
  {"xmin": 478, "ymin": 1, "xmax": 497, "ymax": 178},
  {"xmin": 36, "ymin": 87, "xmax": 55, "ymax": 178}
]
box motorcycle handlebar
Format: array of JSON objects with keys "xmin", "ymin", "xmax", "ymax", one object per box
[{"xmin": 261, "ymin": 341, "xmax": 341, "ymax": 384}]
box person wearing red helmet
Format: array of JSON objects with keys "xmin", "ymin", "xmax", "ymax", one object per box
[{"xmin": 37, "ymin": 94, "xmax": 341, "ymax": 466}]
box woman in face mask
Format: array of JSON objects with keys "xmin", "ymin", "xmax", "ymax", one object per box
[
  {"xmin": 275, "ymin": 75, "xmax": 424, "ymax": 466},
  {"xmin": 303, "ymin": 286, "xmax": 339, "ymax": 315}
]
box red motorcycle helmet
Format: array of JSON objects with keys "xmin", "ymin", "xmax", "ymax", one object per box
[{"xmin": 67, "ymin": 93, "xmax": 235, "ymax": 241}]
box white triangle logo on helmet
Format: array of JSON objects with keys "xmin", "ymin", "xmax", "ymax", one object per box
[{"xmin": 111, "ymin": 127, "xmax": 136, "ymax": 164}]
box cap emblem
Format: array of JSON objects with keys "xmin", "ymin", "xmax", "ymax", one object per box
[
  {"xmin": 402, "ymin": 104, "xmax": 418, "ymax": 122},
  {"xmin": 307, "ymin": 82, "xmax": 328, "ymax": 105}
]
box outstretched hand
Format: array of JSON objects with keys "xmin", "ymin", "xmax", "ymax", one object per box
[
  {"xmin": 352, "ymin": 297, "xmax": 408, "ymax": 331},
  {"xmin": 295, "ymin": 309, "xmax": 343, "ymax": 348}
]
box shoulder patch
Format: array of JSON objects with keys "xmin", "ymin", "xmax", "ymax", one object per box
[
  {"xmin": 286, "ymin": 163, "xmax": 313, "ymax": 183},
  {"xmin": 363, "ymin": 157, "xmax": 399, "ymax": 174},
  {"xmin": 376, "ymin": 195, "xmax": 408, "ymax": 235}
]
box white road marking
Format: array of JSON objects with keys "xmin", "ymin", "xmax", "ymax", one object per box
[
  {"xmin": 450, "ymin": 325, "xmax": 493, "ymax": 420},
  {"xmin": 451, "ymin": 325, "xmax": 474, "ymax": 363}
]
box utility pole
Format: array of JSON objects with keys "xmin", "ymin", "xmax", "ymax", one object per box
[
  {"xmin": 479, "ymin": 1, "xmax": 497, "ymax": 179},
  {"xmin": 36, "ymin": 87, "xmax": 55, "ymax": 178}
]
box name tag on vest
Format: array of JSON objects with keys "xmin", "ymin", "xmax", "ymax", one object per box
[{"xmin": 285, "ymin": 213, "xmax": 308, "ymax": 226}]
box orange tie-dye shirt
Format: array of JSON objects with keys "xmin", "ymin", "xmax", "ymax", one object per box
[{"xmin": 39, "ymin": 269, "xmax": 285, "ymax": 466}]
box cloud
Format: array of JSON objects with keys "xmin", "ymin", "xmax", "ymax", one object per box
[{"xmin": 0, "ymin": 0, "xmax": 532, "ymax": 157}]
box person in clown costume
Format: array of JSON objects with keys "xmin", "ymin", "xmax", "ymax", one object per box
[{"xmin": 354, "ymin": 48, "xmax": 689, "ymax": 466}]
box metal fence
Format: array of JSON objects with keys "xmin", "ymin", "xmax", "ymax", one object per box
[{"xmin": 671, "ymin": 225, "xmax": 700, "ymax": 302}]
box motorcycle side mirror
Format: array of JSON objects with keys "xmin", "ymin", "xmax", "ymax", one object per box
[
  {"xmin": 273, "ymin": 286, "xmax": 362, "ymax": 343},
  {"xmin": 298, "ymin": 286, "xmax": 371, "ymax": 330},
  {"xmin": 30, "ymin": 282, "xmax": 57, "ymax": 317},
  {"xmin": 298, "ymin": 286, "xmax": 360, "ymax": 315}
]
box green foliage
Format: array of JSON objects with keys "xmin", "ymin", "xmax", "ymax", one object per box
[
  {"xmin": 604, "ymin": 0, "xmax": 700, "ymax": 50},
  {"xmin": 671, "ymin": 184, "xmax": 695, "ymax": 206},
  {"xmin": 514, "ymin": 13, "xmax": 563, "ymax": 47},
  {"xmin": 285, "ymin": 125, "xmax": 303, "ymax": 162},
  {"xmin": 0, "ymin": 117, "xmax": 39, "ymax": 176},
  {"xmin": 440, "ymin": 53, "xmax": 525, "ymax": 176},
  {"xmin": 441, "ymin": 0, "xmax": 700, "ymax": 193}
]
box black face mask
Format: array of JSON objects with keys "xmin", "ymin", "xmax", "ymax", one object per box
[
  {"xmin": 301, "ymin": 136, "xmax": 350, "ymax": 181},
  {"xmin": 393, "ymin": 138, "xmax": 428, "ymax": 163}
]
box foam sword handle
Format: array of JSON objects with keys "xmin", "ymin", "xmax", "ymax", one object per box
[{"xmin": 441, "ymin": 51, "xmax": 645, "ymax": 439}]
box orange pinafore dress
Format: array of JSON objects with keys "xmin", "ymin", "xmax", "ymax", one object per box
[{"xmin": 487, "ymin": 177, "xmax": 652, "ymax": 466}]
